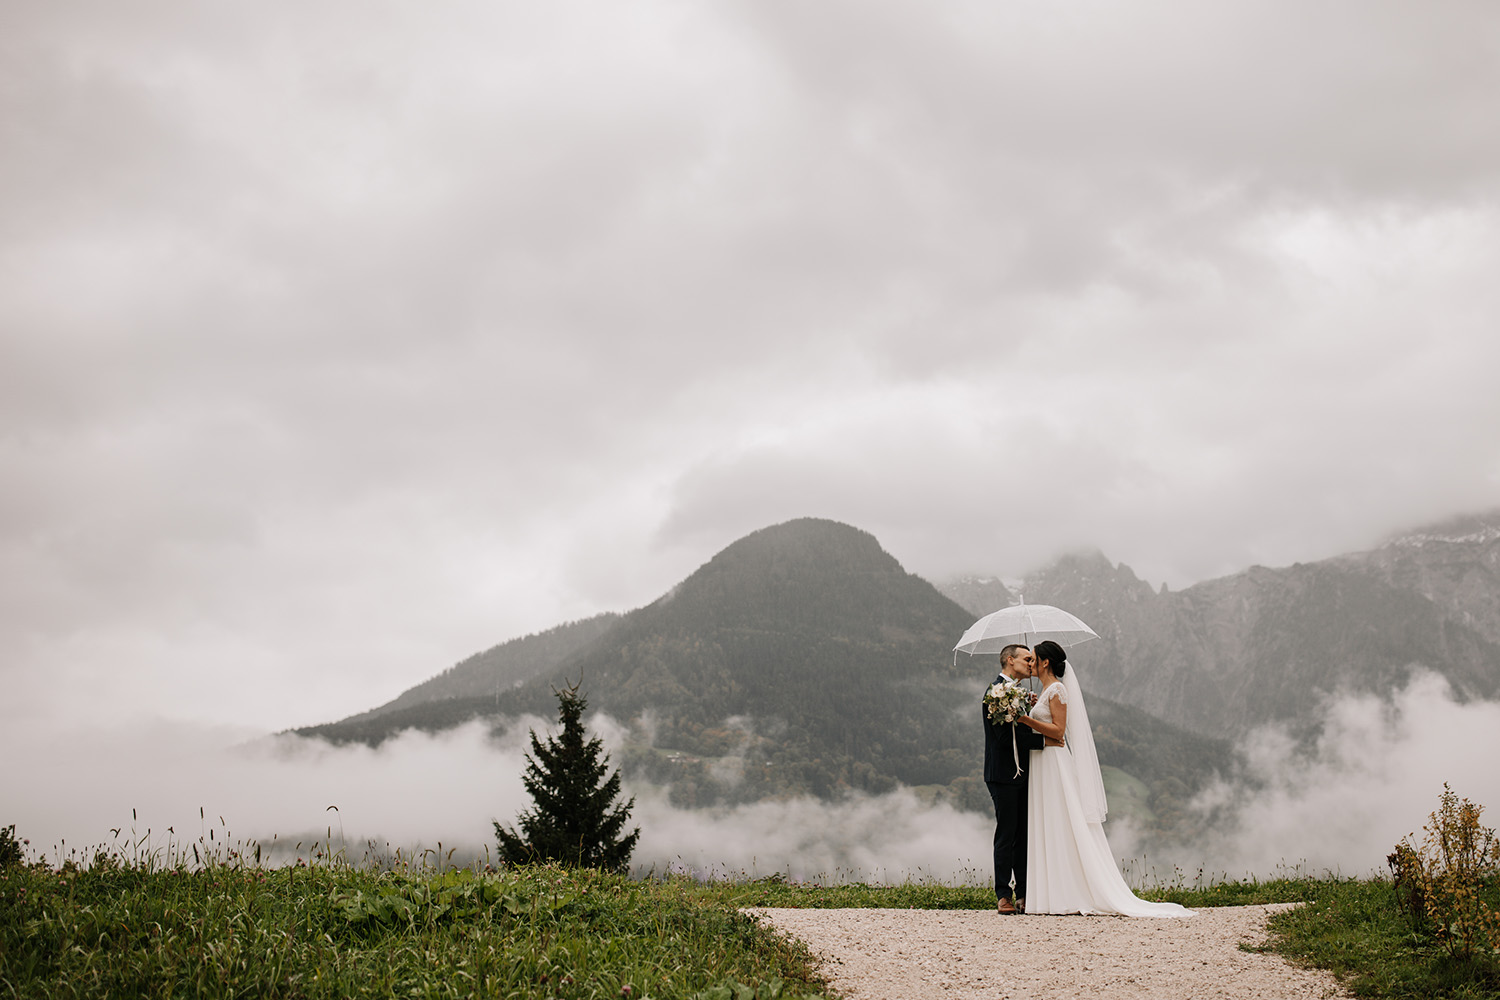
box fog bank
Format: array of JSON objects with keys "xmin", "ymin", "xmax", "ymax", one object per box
[
  {"xmin": 0, "ymin": 714, "xmax": 990, "ymax": 880},
  {"xmin": 1182, "ymin": 671, "xmax": 1500, "ymax": 875},
  {"xmin": 1112, "ymin": 672, "xmax": 1500, "ymax": 879},
  {"xmin": 4, "ymin": 676, "xmax": 1496, "ymax": 882}
]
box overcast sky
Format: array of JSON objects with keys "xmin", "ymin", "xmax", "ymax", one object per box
[{"xmin": 5, "ymin": 1, "xmax": 1500, "ymax": 736}]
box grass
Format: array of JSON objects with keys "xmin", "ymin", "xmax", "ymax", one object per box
[
  {"xmin": 1266, "ymin": 877, "xmax": 1500, "ymax": 1000},
  {"xmin": 684, "ymin": 860, "xmax": 1334, "ymax": 910},
  {"xmin": 5, "ymin": 844, "xmax": 1499, "ymax": 1000},
  {"xmin": 0, "ymin": 858, "xmax": 832, "ymax": 999}
]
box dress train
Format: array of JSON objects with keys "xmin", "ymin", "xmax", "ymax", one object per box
[{"xmin": 1025, "ymin": 682, "xmax": 1193, "ymax": 918}]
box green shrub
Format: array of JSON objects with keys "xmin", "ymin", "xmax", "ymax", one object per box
[{"xmin": 1388, "ymin": 783, "xmax": 1500, "ymax": 961}]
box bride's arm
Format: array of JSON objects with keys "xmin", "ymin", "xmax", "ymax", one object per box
[{"xmin": 1018, "ymin": 695, "xmax": 1067, "ymax": 745}]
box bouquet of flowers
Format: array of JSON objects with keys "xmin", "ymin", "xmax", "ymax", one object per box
[{"xmin": 983, "ymin": 682, "xmax": 1038, "ymax": 724}]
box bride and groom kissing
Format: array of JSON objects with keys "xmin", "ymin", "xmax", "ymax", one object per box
[{"xmin": 983, "ymin": 640, "xmax": 1192, "ymax": 918}]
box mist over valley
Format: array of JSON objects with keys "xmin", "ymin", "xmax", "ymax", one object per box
[{"xmin": 9, "ymin": 514, "xmax": 1496, "ymax": 882}]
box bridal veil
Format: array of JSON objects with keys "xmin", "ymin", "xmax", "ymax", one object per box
[{"xmin": 1061, "ymin": 667, "xmax": 1108, "ymax": 825}]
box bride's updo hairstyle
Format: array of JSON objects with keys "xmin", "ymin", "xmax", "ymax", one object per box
[{"xmin": 1034, "ymin": 640, "xmax": 1067, "ymax": 678}]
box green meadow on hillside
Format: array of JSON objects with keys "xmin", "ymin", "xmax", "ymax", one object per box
[
  {"xmin": 7, "ymin": 780, "xmax": 1500, "ymax": 999},
  {"xmin": 0, "ymin": 858, "xmax": 830, "ymax": 1000},
  {"xmin": 5, "ymin": 850, "xmax": 1498, "ymax": 1000}
]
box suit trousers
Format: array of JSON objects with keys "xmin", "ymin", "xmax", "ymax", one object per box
[{"xmin": 987, "ymin": 779, "xmax": 1028, "ymax": 901}]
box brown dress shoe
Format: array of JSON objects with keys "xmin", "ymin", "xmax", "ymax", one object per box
[
  {"xmin": 997, "ymin": 897, "xmax": 1018, "ymax": 914},
  {"xmin": 1015, "ymin": 897, "xmax": 1026, "ymax": 913}
]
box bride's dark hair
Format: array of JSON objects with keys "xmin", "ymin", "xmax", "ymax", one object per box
[{"xmin": 1034, "ymin": 640, "xmax": 1067, "ymax": 677}]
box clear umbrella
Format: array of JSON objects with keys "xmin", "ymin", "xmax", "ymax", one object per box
[{"xmin": 953, "ymin": 598, "xmax": 1099, "ymax": 659}]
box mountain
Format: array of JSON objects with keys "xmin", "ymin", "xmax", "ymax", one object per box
[
  {"xmin": 941, "ymin": 508, "xmax": 1500, "ymax": 740},
  {"xmin": 937, "ymin": 576, "xmax": 1018, "ymax": 618},
  {"xmin": 1344, "ymin": 511, "xmax": 1500, "ymax": 645},
  {"xmin": 299, "ymin": 518, "xmax": 1229, "ymax": 836},
  {"xmin": 336, "ymin": 613, "xmax": 621, "ymax": 724},
  {"xmin": 306, "ymin": 519, "xmax": 979, "ymax": 789}
]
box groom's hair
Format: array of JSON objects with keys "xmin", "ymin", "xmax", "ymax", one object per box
[{"xmin": 999, "ymin": 644, "xmax": 1030, "ymax": 668}]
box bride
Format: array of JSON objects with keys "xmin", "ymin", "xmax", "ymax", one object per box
[{"xmin": 1017, "ymin": 640, "xmax": 1193, "ymax": 917}]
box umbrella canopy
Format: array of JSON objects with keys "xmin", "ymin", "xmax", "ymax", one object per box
[{"xmin": 953, "ymin": 601, "xmax": 1100, "ymax": 656}]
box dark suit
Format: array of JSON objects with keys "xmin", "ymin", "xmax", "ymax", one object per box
[{"xmin": 983, "ymin": 675, "xmax": 1045, "ymax": 902}]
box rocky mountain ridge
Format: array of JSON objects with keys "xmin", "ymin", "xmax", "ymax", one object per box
[{"xmin": 939, "ymin": 508, "xmax": 1500, "ymax": 739}]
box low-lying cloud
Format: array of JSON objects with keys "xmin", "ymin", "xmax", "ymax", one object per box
[
  {"xmin": 0, "ymin": 714, "xmax": 991, "ymax": 882},
  {"xmin": 5, "ymin": 674, "xmax": 1497, "ymax": 884},
  {"xmin": 2, "ymin": 718, "xmax": 546, "ymax": 865},
  {"xmin": 1107, "ymin": 672, "xmax": 1500, "ymax": 880}
]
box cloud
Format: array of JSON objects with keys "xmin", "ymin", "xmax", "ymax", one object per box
[
  {"xmin": 657, "ymin": 204, "xmax": 1500, "ymax": 586},
  {"xmin": 0, "ymin": 712, "xmax": 990, "ymax": 882},
  {"xmin": 1123, "ymin": 673, "xmax": 1500, "ymax": 878},
  {"xmin": 740, "ymin": 0, "xmax": 1500, "ymax": 202},
  {"xmin": 7, "ymin": 676, "xmax": 1499, "ymax": 887},
  {"xmin": 637, "ymin": 790, "xmax": 991, "ymax": 884},
  {"xmin": 2, "ymin": 0, "xmax": 1499, "ymax": 738},
  {"xmin": 0, "ymin": 719, "xmax": 535, "ymax": 864}
]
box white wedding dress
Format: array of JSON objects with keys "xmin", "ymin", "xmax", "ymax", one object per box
[{"xmin": 1026, "ymin": 676, "xmax": 1194, "ymax": 917}]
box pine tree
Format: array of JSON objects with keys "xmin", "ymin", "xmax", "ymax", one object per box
[
  {"xmin": 0, "ymin": 825, "xmax": 24, "ymax": 869},
  {"xmin": 494, "ymin": 681, "xmax": 640, "ymax": 871}
]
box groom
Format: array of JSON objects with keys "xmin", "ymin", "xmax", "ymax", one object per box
[{"xmin": 983, "ymin": 643, "xmax": 1045, "ymax": 914}]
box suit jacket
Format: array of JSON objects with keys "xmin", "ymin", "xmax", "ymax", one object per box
[{"xmin": 983, "ymin": 675, "xmax": 1045, "ymax": 785}]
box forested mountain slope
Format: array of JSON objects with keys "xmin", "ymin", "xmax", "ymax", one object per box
[
  {"xmin": 299, "ymin": 518, "xmax": 1230, "ymax": 834},
  {"xmin": 333, "ymin": 613, "xmax": 621, "ymax": 725}
]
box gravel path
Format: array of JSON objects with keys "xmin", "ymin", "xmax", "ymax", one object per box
[{"xmin": 747, "ymin": 905, "xmax": 1349, "ymax": 1000}]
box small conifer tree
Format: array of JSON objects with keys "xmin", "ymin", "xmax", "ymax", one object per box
[
  {"xmin": 0, "ymin": 824, "xmax": 24, "ymax": 869},
  {"xmin": 494, "ymin": 681, "xmax": 640, "ymax": 871}
]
